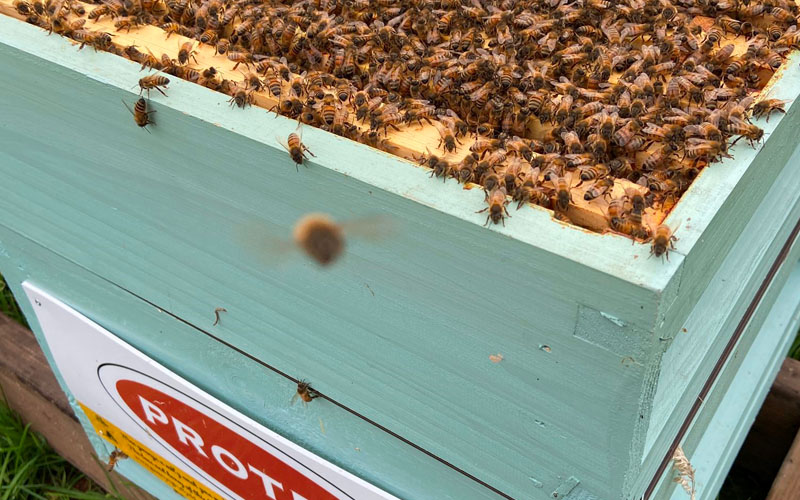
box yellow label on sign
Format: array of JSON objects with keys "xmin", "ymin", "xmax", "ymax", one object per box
[{"xmin": 80, "ymin": 402, "xmax": 223, "ymax": 500}]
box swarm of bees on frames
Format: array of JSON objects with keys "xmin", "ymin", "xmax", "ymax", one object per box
[{"xmin": 17, "ymin": 0, "xmax": 799, "ymax": 262}]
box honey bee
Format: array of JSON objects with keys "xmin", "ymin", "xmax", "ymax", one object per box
[
  {"xmin": 106, "ymin": 449, "xmax": 128, "ymax": 472},
  {"xmin": 613, "ymin": 120, "xmax": 640, "ymax": 147},
  {"xmin": 227, "ymin": 51, "xmax": 254, "ymax": 70},
  {"xmin": 686, "ymin": 139, "xmax": 731, "ymax": 162},
  {"xmin": 227, "ymin": 86, "xmax": 253, "ymax": 109},
  {"xmin": 291, "ymin": 379, "xmax": 320, "ymax": 405},
  {"xmin": 177, "ymin": 41, "xmax": 198, "ymax": 65},
  {"xmin": 278, "ymin": 126, "xmax": 315, "ymax": 170},
  {"xmin": 433, "ymin": 121, "xmax": 460, "ymax": 153},
  {"xmin": 137, "ymin": 74, "xmax": 169, "ymax": 97},
  {"xmin": 452, "ymin": 154, "xmax": 478, "ymax": 184},
  {"xmin": 650, "ymin": 224, "xmax": 678, "ymax": 261},
  {"xmin": 477, "ymin": 187, "xmax": 510, "ymax": 226},
  {"xmin": 583, "ymin": 177, "xmax": 614, "ymax": 201},
  {"xmin": 549, "ymin": 174, "xmax": 573, "ymax": 212},
  {"xmin": 73, "ymin": 30, "xmax": 113, "ymax": 51},
  {"xmin": 728, "ymin": 118, "xmax": 764, "ymax": 146},
  {"xmin": 215, "ymin": 38, "xmax": 230, "ymax": 56},
  {"xmin": 122, "ymin": 98, "xmax": 155, "ymax": 131},
  {"xmin": 561, "ymin": 131, "xmax": 583, "ymax": 154},
  {"xmin": 752, "ymin": 99, "xmax": 789, "ymax": 122}
]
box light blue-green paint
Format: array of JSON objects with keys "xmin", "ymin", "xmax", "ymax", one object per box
[
  {"xmin": 652, "ymin": 261, "xmax": 800, "ymax": 499},
  {"xmin": 1, "ymin": 13, "xmax": 800, "ymax": 500},
  {"xmin": 0, "ymin": 227, "xmax": 501, "ymax": 500},
  {"xmin": 635, "ymin": 133, "xmax": 800, "ymax": 499}
]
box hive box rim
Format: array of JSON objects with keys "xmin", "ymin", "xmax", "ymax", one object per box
[{"xmin": 7, "ymin": 14, "xmax": 795, "ymax": 293}]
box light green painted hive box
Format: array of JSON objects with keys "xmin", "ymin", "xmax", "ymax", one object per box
[{"xmin": 2, "ymin": 14, "xmax": 800, "ymax": 500}]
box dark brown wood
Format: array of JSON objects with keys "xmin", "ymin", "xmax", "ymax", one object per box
[
  {"xmin": 733, "ymin": 358, "xmax": 800, "ymax": 488},
  {"xmin": 767, "ymin": 423, "xmax": 800, "ymax": 500},
  {"xmin": 0, "ymin": 313, "xmax": 157, "ymax": 500}
]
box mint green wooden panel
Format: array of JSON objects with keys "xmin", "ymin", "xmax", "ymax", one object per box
[
  {"xmin": 0, "ymin": 226, "xmax": 504, "ymax": 500},
  {"xmin": 4, "ymin": 11, "xmax": 800, "ymax": 498},
  {"xmin": 649, "ymin": 53, "xmax": 800, "ymax": 424},
  {"xmin": 564, "ymin": 260, "xmax": 800, "ymax": 500},
  {"xmin": 0, "ymin": 17, "xmax": 660, "ymax": 499},
  {"xmin": 654, "ymin": 260, "xmax": 800, "ymax": 500},
  {"xmin": 633, "ymin": 138, "xmax": 800, "ymax": 498}
]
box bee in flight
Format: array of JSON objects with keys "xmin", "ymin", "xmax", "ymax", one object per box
[{"xmin": 237, "ymin": 212, "xmax": 391, "ymax": 267}]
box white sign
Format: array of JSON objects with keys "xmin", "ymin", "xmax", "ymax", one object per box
[{"xmin": 23, "ymin": 282, "xmax": 398, "ymax": 500}]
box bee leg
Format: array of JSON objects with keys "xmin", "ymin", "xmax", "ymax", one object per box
[{"xmin": 303, "ymin": 146, "xmax": 316, "ymax": 157}]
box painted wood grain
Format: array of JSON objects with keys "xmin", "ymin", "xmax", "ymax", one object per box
[
  {"xmin": 2, "ymin": 10, "xmax": 800, "ymax": 500},
  {"xmin": 0, "ymin": 227, "xmax": 507, "ymax": 500},
  {"xmin": 652, "ymin": 262, "xmax": 800, "ymax": 500},
  {"xmin": 631, "ymin": 139, "xmax": 800, "ymax": 497}
]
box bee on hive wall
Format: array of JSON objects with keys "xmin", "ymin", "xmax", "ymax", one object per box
[
  {"xmin": 477, "ymin": 187, "xmax": 510, "ymax": 226},
  {"xmin": 278, "ymin": 126, "xmax": 315, "ymax": 170},
  {"xmin": 752, "ymin": 99, "xmax": 790, "ymax": 122},
  {"xmin": 137, "ymin": 74, "xmax": 169, "ymax": 97},
  {"xmin": 106, "ymin": 449, "xmax": 128, "ymax": 472},
  {"xmin": 291, "ymin": 380, "xmax": 319, "ymax": 406},
  {"xmin": 122, "ymin": 97, "xmax": 156, "ymax": 131},
  {"xmin": 650, "ymin": 224, "xmax": 679, "ymax": 261}
]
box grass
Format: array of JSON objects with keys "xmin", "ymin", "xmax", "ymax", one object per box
[
  {"xmin": 0, "ymin": 275, "xmax": 128, "ymax": 499},
  {"xmin": 0, "ymin": 397, "xmax": 122, "ymax": 500},
  {"xmin": 0, "ymin": 275, "xmax": 27, "ymax": 329}
]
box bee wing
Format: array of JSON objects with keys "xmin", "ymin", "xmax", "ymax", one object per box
[
  {"xmin": 275, "ymin": 135, "xmax": 290, "ymax": 152},
  {"xmin": 340, "ymin": 215, "xmax": 395, "ymax": 242},
  {"xmin": 234, "ymin": 219, "xmax": 297, "ymax": 267}
]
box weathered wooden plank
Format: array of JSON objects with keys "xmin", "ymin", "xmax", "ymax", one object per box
[
  {"xmin": 0, "ymin": 227, "xmax": 509, "ymax": 500},
  {"xmin": 0, "ymin": 16, "xmax": 664, "ymax": 499},
  {"xmin": 0, "ymin": 313, "xmax": 158, "ymax": 500},
  {"xmin": 767, "ymin": 418, "xmax": 800, "ymax": 500},
  {"xmin": 735, "ymin": 358, "xmax": 800, "ymax": 487}
]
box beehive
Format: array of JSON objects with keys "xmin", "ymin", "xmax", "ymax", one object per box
[{"xmin": 2, "ymin": 3, "xmax": 800, "ymax": 500}]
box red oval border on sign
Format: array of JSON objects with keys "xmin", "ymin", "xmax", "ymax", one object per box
[{"xmin": 97, "ymin": 364, "xmax": 353, "ymax": 500}]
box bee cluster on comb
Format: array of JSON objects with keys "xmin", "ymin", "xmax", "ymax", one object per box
[{"xmin": 7, "ymin": 0, "xmax": 797, "ymax": 260}]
